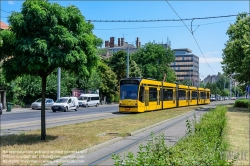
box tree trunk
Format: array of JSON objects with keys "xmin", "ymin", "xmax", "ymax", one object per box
[{"xmin": 41, "ymin": 75, "xmax": 47, "ymax": 140}]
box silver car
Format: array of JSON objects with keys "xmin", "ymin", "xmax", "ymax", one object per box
[{"xmin": 31, "ymin": 98, "xmax": 54, "ymax": 110}]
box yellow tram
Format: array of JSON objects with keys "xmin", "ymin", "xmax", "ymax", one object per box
[{"xmin": 119, "ymin": 78, "xmax": 210, "ymax": 113}]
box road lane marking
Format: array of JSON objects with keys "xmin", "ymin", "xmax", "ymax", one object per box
[{"xmin": 1, "ymin": 112, "xmax": 117, "ymax": 128}]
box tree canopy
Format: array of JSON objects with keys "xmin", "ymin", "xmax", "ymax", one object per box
[
  {"xmin": 108, "ymin": 50, "xmax": 127, "ymax": 82},
  {"xmin": 107, "ymin": 50, "xmax": 142, "ymax": 82},
  {"xmin": 0, "ymin": 0, "xmax": 101, "ymax": 140},
  {"xmin": 97, "ymin": 61, "xmax": 117, "ymax": 103},
  {"xmin": 222, "ymin": 13, "xmax": 250, "ymax": 85},
  {"xmin": 131, "ymin": 42, "xmax": 176, "ymax": 82}
]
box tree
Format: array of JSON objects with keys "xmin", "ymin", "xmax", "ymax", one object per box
[
  {"xmin": 222, "ymin": 13, "xmax": 250, "ymax": 85},
  {"xmin": 108, "ymin": 50, "xmax": 127, "ymax": 82},
  {"xmin": 108, "ymin": 50, "xmax": 142, "ymax": 82},
  {"xmin": 76, "ymin": 69, "xmax": 102, "ymax": 91},
  {"xmin": 0, "ymin": 0, "xmax": 100, "ymax": 140},
  {"xmin": 131, "ymin": 42, "xmax": 176, "ymax": 82},
  {"xmin": 216, "ymin": 72, "xmax": 229, "ymax": 92},
  {"xmin": 130, "ymin": 60, "xmax": 142, "ymax": 78},
  {"xmin": 97, "ymin": 61, "xmax": 117, "ymax": 103}
]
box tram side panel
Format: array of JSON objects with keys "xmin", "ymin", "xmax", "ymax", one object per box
[
  {"xmin": 205, "ymin": 89, "xmax": 210, "ymax": 104},
  {"xmin": 178, "ymin": 89, "xmax": 189, "ymax": 107},
  {"xmin": 162, "ymin": 87, "xmax": 177, "ymax": 109},
  {"xmin": 189, "ymin": 89, "xmax": 198, "ymax": 106},
  {"xmin": 145, "ymin": 86, "xmax": 159, "ymax": 112},
  {"xmin": 198, "ymin": 88, "xmax": 206, "ymax": 105}
]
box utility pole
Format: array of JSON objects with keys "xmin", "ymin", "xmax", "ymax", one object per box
[
  {"xmin": 57, "ymin": 68, "xmax": 61, "ymax": 99},
  {"xmin": 189, "ymin": 70, "xmax": 191, "ymax": 86},
  {"xmin": 126, "ymin": 47, "xmax": 130, "ymax": 78},
  {"xmin": 229, "ymin": 77, "xmax": 231, "ymax": 99}
]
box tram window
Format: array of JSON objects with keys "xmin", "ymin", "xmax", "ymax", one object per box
[
  {"xmin": 149, "ymin": 87, "xmax": 157, "ymax": 102},
  {"xmin": 179, "ymin": 90, "xmax": 186, "ymax": 100},
  {"xmin": 201, "ymin": 92, "xmax": 205, "ymax": 99},
  {"xmin": 207, "ymin": 92, "xmax": 210, "ymax": 99},
  {"xmin": 192, "ymin": 91, "xmax": 197, "ymax": 100},
  {"xmin": 120, "ymin": 84, "xmax": 139, "ymax": 99},
  {"xmin": 139, "ymin": 86, "xmax": 144, "ymax": 102},
  {"xmin": 163, "ymin": 89, "xmax": 173, "ymax": 101}
]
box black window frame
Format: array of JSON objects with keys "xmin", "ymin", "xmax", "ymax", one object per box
[
  {"xmin": 192, "ymin": 91, "xmax": 197, "ymax": 100},
  {"xmin": 149, "ymin": 87, "xmax": 157, "ymax": 102},
  {"xmin": 178, "ymin": 90, "xmax": 186, "ymax": 100},
  {"xmin": 163, "ymin": 88, "xmax": 173, "ymax": 101}
]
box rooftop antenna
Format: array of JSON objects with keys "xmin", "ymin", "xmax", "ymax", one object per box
[{"xmin": 120, "ymin": 33, "xmax": 128, "ymax": 38}]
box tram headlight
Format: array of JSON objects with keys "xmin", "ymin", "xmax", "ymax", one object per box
[{"xmin": 135, "ymin": 101, "xmax": 137, "ymax": 106}]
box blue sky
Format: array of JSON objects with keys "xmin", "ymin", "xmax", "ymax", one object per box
[{"xmin": 1, "ymin": 1, "xmax": 249, "ymax": 80}]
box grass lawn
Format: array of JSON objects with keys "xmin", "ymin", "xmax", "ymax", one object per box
[
  {"xmin": 0, "ymin": 106, "xmax": 200, "ymax": 165},
  {"xmin": 226, "ymin": 106, "xmax": 250, "ymax": 165}
]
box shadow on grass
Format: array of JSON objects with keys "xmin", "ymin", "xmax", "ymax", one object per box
[
  {"xmin": 112, "ymin": 112, "xmax": 138, "ymax": 114},
  {"xmin": 228, "ymin": 106, "xmax": 250, "ymax": 113},
  {"xmin": 0, "ymin": 133, "xmax": 58, "ymax": 146}
]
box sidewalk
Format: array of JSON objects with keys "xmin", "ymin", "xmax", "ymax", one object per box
[{"xmin": 1, "ymin": 107, "xmax": 34, "ymax": 114}]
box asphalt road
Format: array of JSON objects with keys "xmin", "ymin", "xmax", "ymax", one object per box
[{"xmin": 0, "ymin": 104, "xmax": 125, "ymax": 136}]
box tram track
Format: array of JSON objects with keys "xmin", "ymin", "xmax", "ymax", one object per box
[{"xmin": 65, "ymin": 108, "xmax": 209, "ymax": 165}]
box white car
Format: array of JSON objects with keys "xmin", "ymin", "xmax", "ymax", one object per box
[
  {"xmin": 31, "ymin": 98, "xmax": 54, "ymax": 110},
  {"xmin": 51, "ymin": 97, "xmax": 79, "ymax": 112},
  {"xmin": 78, "ymin": 94, "xmax": 100, "ymax": 107}
]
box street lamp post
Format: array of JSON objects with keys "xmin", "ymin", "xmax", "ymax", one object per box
[
  {"xmin": 126, "ymin": 47, "xmax": 130, "ymax": 78},
  {"xmin": 57, "ymin": 67, "xmax": 61, "ymax": 99}
]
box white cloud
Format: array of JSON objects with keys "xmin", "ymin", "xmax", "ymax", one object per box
[
  {"xmin": 199, "ymin": 57, "xmax": 222, "ymax": 64},
  {"xmin": 198, "ymin": 51, "xmax": 222, "ymax": 63},
  {"xmin": 8, "ymin": 1, "xmax": 15, "ymax": 5}
]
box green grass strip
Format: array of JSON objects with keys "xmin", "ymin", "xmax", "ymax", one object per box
[{"xmin": 113, "ymin": 106, "xmax": 232, "ymax": 165}]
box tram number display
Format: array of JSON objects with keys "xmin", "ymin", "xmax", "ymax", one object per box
[{"xmin": 120, "ymin": 80, "xmax": 139, "ymax": 85}]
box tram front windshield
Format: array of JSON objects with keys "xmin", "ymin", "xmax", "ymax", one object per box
[{"xmin": 120, "ymin": 84, "xmax": 139, "ymax": 99}]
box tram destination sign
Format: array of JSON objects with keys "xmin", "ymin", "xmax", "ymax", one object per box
[{"xmin": 120, "ymin": 80, "xmax": 139, "ymax": 85}]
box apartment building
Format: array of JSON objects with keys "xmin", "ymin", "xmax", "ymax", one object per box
[
  {"xmin": 104, "ymin": 37, "xmax": 140, "ymax": 56},
  {"xmin": 203, "ymin": 75, "xmax": 218, "ymax": 84},
  {"xmin": 170, "ymin": 48, "xmax": 199, "ymax": 86}
]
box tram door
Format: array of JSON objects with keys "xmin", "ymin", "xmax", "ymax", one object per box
[
  {"xmin": 145, "ymin": 87, "xmax": 149, "ymax": 111},
  {"xmin": 187, "ymin": 90, "xmax": 190, "ymax": 105},
  {"xmin": 157, "ymin": 88, "xmax": 161, "ymax": 110}
]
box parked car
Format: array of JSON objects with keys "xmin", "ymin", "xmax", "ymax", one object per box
[
  {"xmin": 231, "ymin": 97, "xmax": 236, "ymax": 100},
  {"xmin": 51, "ymin": 97, "xmax": 79, "ymax": 112},
  {"xmin": 210, "ymin": 97, "xmax": 216, "ymax": 101},
  {"xmin": 31, "ymin": 98, "xmax": 54, "ymax": 110}
]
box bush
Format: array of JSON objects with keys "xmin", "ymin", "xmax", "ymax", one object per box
[
  {"xmin": 114, "ymin": 91, "xmax": 120, "ymax": 102},
  {"xmin": 112, "ymin": 106, "xmax": 231, "ymax": 165},
  {"xmin": 234, "ymin": 99, "xmax": 250, "ymax": 108}
]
